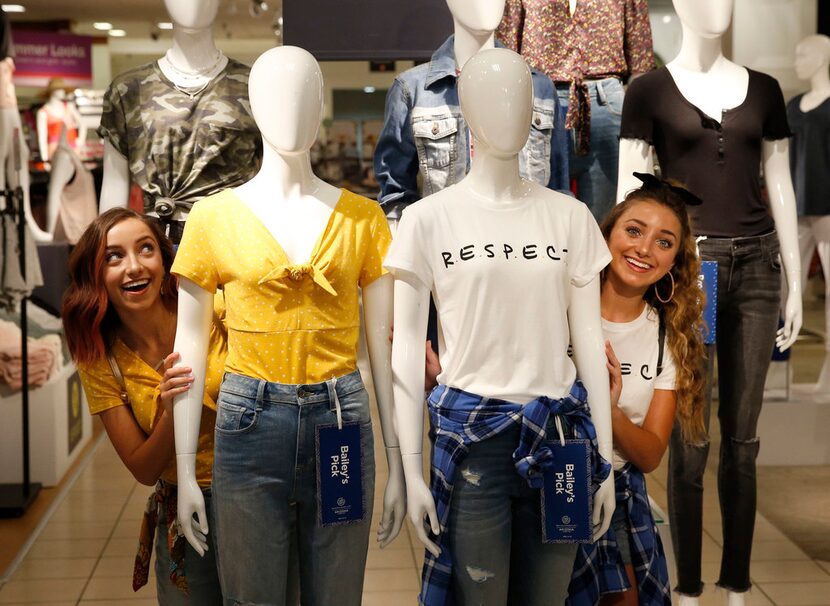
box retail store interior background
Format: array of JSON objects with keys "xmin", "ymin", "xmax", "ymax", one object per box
[{"xmin": 0, "ymin": 0, "xmax": 829, "ymax": 604}]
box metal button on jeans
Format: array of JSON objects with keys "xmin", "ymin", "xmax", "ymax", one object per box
[{"xmin": 297, "ymin": 388, "xmax": 313, "ymax": 398}]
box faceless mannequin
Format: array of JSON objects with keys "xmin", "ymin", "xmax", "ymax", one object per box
[
  {"xmin": 99, "ymin": 0, "xmax": 227, "ymax": 212},
  {"xmin": 618, "ymin": 2, "xmax": 800, "ymax": 604},
  {"xmin": 36, "ymin": 87, "xmax": 86, "ymax": 164},
  {"xmin": 617, "ymin": 0, "xmax": 801, "ymax": 353},
  {"xmin": 391, "ymin": 48, "xmax": 615, "ymax": 561},
  {"xmin": 795, "ymin": 35, "xmax": 830, "ymax": 111},
  {"xmin": 172, "ymin": 45, "xmax": 405, "ymax": 558},
  {"xmin": 792, "ymin": 34, "xmax": 830, "ymax": 399},
  {"xmin": 446, "ymin": 0, "xmax": 505, "ymax": 68}
]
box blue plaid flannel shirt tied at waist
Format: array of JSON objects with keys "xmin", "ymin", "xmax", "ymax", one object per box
[
  {"xmin": 567, "ymin": 464, "xmax": 671, "ymax": 606},
  {"xmin": 419, "ymin": 379, "xmax": 612, "ymax": 606}
]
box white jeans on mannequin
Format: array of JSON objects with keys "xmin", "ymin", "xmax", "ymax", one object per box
[{"xmin": 799, "ymin": 215, "xmax": 830, "ymax": 398}]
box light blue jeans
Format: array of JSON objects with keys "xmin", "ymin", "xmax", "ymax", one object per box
[
  {"xmin": 556, "ymin": 77, "xmax": 625, "ymax": 224},
  {"xmin": 212, "ymin": 370, "xmax": 375, "ymax": 606},
  {"xmin": 447, "ymin": 423, "xmax": 578, "ymax": 605},
  {"xmin": 155, "ymin": 488, "xmax": 223, "ymax": 605}
]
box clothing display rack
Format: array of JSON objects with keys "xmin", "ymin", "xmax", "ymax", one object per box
[{"xmin": 0, "ymin": 129, "xmax": 42, "ymax": 517}]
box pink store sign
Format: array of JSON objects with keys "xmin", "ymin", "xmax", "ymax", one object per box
[{"xmin": 10, "ymin": 31, "xmax": 93, "ymax": 88}]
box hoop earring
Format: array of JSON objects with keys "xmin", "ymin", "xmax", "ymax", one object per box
[{"xmin": 655, "ymin": 271, "xmax": 675, "ymax": 304}]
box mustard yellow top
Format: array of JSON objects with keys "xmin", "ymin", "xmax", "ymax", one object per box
[
  {"xmin": 171, "ymin": 188, "xmax": 391, "ymax": 384},
  {"xmin": 78, "ymin": 318, "xmax": 228, "ymax": 487}
]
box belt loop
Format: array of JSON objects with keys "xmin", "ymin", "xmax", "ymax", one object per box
[
  {"xmin": 597, "ymin": 80, "xmax": 608, "ymax": 105},
  {"xmin": 327, "ymin": 376, "xmax": 342, "ymax": 430},
  {"xmin": 256, "ymin": 379, "xmax": 266, "ymax": 408}
]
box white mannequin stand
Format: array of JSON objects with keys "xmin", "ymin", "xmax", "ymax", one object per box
[
  {"xmin": 36, "ymin": 89, "xmax": 86, "ymax": 165},
  {"xmin": 618, "ymin": 1, "xmax": 801, "ymax": 604},
  {"xmin": 172, "ymin": 46, "xmax": 405, "ymax": 555},
  {"xmin": 391, "ymin": 48, "xmax": 615, "ymax": 558},
  {"xmin": 98, "ymin": 0, "xmax": 228, "ymax": 212},
  {"xmin": 793, "ymin": 34, "xmax": 830, "ymax": 399}
]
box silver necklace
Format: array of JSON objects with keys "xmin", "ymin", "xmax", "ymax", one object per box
[{"xmin": 163, "ymin": 49, "xmax": 225, "ymax": 81}]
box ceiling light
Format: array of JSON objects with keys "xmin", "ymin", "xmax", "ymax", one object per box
[
  {"xmin": 363, "ymin": 86, "xmax": 376, "ymax": 94},
  {"xmin": 93, "ymin": 22, "xmax": 112, "ymax": 30},
  {"xmin": 1, "ymin": 4, "xmax": 26, "ymax": 12},
  {"xmin": 157, "ymin": 22, "xmax": 173, "ymax": 30},
  {"xmin": 109, "ymin": 29, "xmax": 127, "ymax": 37}
]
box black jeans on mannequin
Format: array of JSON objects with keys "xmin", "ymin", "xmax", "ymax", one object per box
[{"xmin": 668, "ymin": 230, "xmax": 781, "ymax": 596}]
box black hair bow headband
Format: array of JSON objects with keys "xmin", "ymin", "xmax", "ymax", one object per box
[{"xmin": 633, "ymin": 172, "xmax": 703, "ymax": 206}]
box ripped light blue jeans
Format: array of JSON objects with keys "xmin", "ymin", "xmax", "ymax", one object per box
[
  {"xmin": 447, "ymin": 423, "xmax": 578, "ymax": 605},
  {"xmin": 212, "ymin": 370, "xmax": 374, "ymax": 606}
]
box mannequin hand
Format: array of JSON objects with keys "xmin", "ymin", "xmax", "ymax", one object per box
[
  {"xmin": 407, "ymin": 475, "xmax": 441, "ymax": 557},
  {"xmin": 177, "ymin": 475, "xmax": 209, "ymax": 555},
  {"xmin": 159, "ymin": 353, "xmax": 194, "ymax": 416},
  {"xmin": 377, "ymin": 447, "xmax": 406, "ymax": 548},
  {"xmin": 776, "ymin": 289, "xmax": 802, "ymax": 351},
  {"xmin": 604, "ymin": 341, "xmax": 622, "ymax": 409},
  {"xmin": 592, "ymin": 475, "xmax": 615, "ymax": 541}
]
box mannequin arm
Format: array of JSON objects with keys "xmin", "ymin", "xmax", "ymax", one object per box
[
  {"xmin": 391, "ymin": 273, "xmax": 441, "ymax": 556},
  {"xmin": 762, "ymin": 138, "xmax": 802, "ymax": 350},
  {"xmin": 99, "ymin": 141, "xmax": 130, "ymax": 211},
  {"xmin": 568, "ymin": 276, "xmax": 615, "ymax": 539},
  {"xmin": 362, "ymin": 273, "xmax": 406, "ymax": 547},
  {"xmin": 616, "ymin": 138, "xmax": 653, "ymax": 203},
  {"xmin": 35, "ymin": 108, "xmax": 49, "ymax": 163},
  {"xmin": 46, "ymin": 149, "xmax": 74, "ymax": 233},
  {"xmin": 172, "ymin": 278, "xmax": 213, "ymax": 555}
]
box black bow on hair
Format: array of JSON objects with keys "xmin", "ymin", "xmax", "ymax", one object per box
[{"xmin": 633, "ymin": 172, "xmax": 703, "ymax": 206}]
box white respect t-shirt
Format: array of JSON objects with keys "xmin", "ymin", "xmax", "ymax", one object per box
[
  {"xmin": 602, "ymin": 305, "xmax": 677, "ymax": 470},
  {"xmin": 384, "ymin": 184, "xmax": 610, "ymax": 404}
]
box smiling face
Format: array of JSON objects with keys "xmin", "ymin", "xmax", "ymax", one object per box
[
  {"xmin": 102, "ymin": 218, "xmax": 165, "ymax": 318},
  {"xmin": 606, "ymin": 199, "xmax": 682, "ymax": 297}
]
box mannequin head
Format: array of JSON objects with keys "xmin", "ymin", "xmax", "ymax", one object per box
[
  {"xmin": 795, "ymin": 35, "xmax": 830, "ymax": 81},
  {"xmin": 248, "ymin": 46, "xmax": 323, "ymax": 154},
  {"xmin": 446, "ymin": 0, "xmax": 506, "ymax": 35},
  {"xmin": 672, "ymin": 0, "xmax": 733, "ymax": 39},
  {"xmin": 458, "ymin": 48, "xmax": 532, "ymax": 156},
  {"xmin": 164, "ymin": 0, "xmax": 220, "ymax": 30}
]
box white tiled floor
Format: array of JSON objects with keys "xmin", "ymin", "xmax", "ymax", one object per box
[{"xmin": 1, "ymin": 435, "xmax": 829, "ymax": 605}]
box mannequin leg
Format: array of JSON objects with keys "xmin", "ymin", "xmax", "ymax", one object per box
[
  {"xmin": 810, "ymin": 215, "xmax": 830, "ymax": 397},
  {"xmin": 798, "ymin": 217, "xmax": 816, "ymax": 299}
]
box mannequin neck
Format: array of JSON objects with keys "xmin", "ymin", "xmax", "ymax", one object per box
[
  {"xmin": 453, "ymin": 25, "xmax": 495, "ymax": 70},
  {"xmin": 673, "ymin": 23, "xmax": 726, "ymax": 73},
  {"xmin": 463, "ymin": 141, "xmax": 524, "ymax": 203},
  {"xmin": 809, "ymin": 64, "xmax": 830, "ymax": 96},
  {"xmin": 168, "ymin": 25, "xmax": 221, "ymax": 71},
  {"xmin": 252, "ymin": 142, "xmax": 322, "ymax": 201},
  {"xmin": 45, "ymin": 93, "xmax": 65, "ymax": 108}
]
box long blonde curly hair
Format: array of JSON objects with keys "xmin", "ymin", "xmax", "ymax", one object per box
[{"xmin": 601, "ymin": 184, "xmax": 708, "ymax": 444}]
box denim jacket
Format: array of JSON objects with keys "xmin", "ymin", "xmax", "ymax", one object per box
[{"xmin": 374, "ymin": 36, "xmax": 570, "ymax": 219}]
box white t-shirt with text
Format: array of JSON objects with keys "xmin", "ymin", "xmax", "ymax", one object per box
[
  {"xmin": 602, "ymin": 305, "xmax": 677, "ymax": 470},
  {"xmin": 384, "ymin": 184, "xmax": 610, "ymax": 404}
]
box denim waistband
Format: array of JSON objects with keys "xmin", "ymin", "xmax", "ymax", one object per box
[
  {"xmin": 220, "ymin": 370, "xmax": 364, "ymax": 405},
  {"xmin": 697, "ymin": 229, "xmax": 778, "ymax": 256}
]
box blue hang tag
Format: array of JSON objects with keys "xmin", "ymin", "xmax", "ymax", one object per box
[
  {"xmin": 699, "ymin": 260, "xmax": 718, "ymax": 345},
  {"xmin": 541, "ymin": 439, "xmax": 592, "ymax": 544},
  {"xmin": 316, "ymin": 422, "xmax": 365, "ymax": 527}
]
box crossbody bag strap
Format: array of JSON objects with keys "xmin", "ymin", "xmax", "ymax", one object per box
[
  {"xmin": 107, "ymin": 351, "xmax": 131, "ymax": 406},
  {"xmin": 656, "ymin": 313, "xmax": 666, "ymax": 377}
]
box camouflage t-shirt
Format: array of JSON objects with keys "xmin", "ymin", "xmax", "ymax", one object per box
[{"xmin": 98, "ymin": 58, "xmax": 262, "ymax": 215}]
